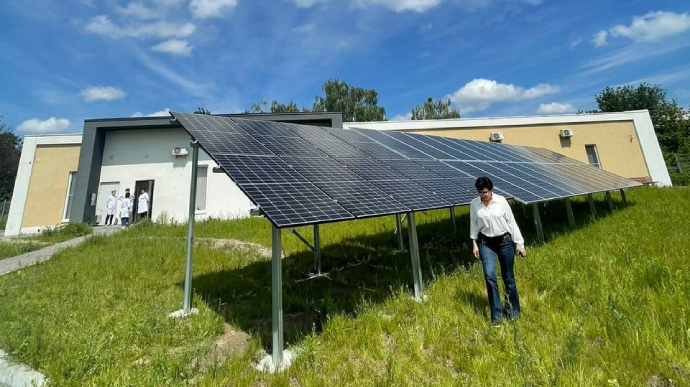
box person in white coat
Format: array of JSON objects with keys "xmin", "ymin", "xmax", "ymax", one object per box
[
  {"xmin": 137, "ymin": 188, "xmax": 150, "ymax": 220},
  {"xmin": 105, "ymin": 190, "xmax": 117, "ymax": 226},
  {"xmin": 120, "ymin": 192, "xmax": 132, "ymax": 228}
]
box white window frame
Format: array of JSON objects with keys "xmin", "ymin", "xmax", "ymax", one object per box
[
  {"xmin": 62, "ymin": 171, "xmax": 77, "ymax": 222},
  {"xmin": 585, "ymin": 144, "xmax": 602, "ymax": 169}
]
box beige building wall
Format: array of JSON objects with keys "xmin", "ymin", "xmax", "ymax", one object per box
[
  {"xmin": 404, "ymin": 120, "xmax": 650, "ymax": 181},
  {"xmin": 22, "ymin": 145, "xmax": 81, "ymax": 228}
]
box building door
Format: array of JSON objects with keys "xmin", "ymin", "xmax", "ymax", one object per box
[
  {"xmin": 133, "ymin": 180, "xmax": 155, "ymax": 221},
  {"xmin": 96, "ymin": 181, "xmax": 120, "ymax": 225}
]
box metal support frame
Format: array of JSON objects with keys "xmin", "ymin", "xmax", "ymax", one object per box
[
  {"xmin": 394, "ymin": 214, "xmax": 406, "ymax": 251},
  {"xmin": 587, "ymin": 194, "xmax": 597, "ymax": 218},
  {"xmin": 289, "ymin": 228, "xmax": 314, "ymax": 251},
  {"xmin": 313, "ymin": 224, "xmax": 322, "ymax": 276},
  {"xmin": 407, "ymin": 212, "xmax": 424, "ymax": 300},
  {"xmin": 620, "ymin": 189, "xmax": 627, "ymax": 205},
  {"xmin": 271, "ymin": 226, "xmax": 284, "ymax": 367},
  {"xmin": 564, "ymin": 198, "xmax": 576, "ymax": 230},
  {"xmin": 449, "ymin": 207, "xmax": 456, "ymax": 234},
  {"xmin": 183, "ymin": 142, "xmax": 199, "ymax": 313},
  {"xmin": 605, "ymin": 191, "xmax": 614, "ymax": 211},
  {"xmin": 532, "ymin": 203, "xmax": 545, "ymax": 243}
]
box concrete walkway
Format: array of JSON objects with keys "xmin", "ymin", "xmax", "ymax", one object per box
[{"xmin": 0, "ymin": 227, "xmax": 121, "ymax": 277}]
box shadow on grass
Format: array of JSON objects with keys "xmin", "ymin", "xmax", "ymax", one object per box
[{"xmin": 187, "ymin": 194, "xmax": 632, "ymax": 351}]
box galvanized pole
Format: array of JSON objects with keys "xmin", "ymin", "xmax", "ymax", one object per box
[
  {"xmin": 395, "ymin": 214, "xmax": 404, "ymax": 251},
  {"xmin": 313, "ymin": 224, "xmax": 321, "ymax": 275},
  {"xmin": 532, "ymin": 204, "xmax": 545, "ymax": 243},
  {"xmin": 605, "ymin": 191, "xmax": 614, "ymax": 211},
  {"xmin": 183, "ymin": 142, "xmax": 199, "ymax": 313},
  {"xmin": 271, "ymin": 226, "xmax": 284, "ymax": 367},
  {"xmin": 587, "ymin": 194, "xmax": 597, "ymax": 219},
  {"xmin": 564, "ymin": 198, "xmax": 575, "ymax": 229},
  {"xmin": 407, "ymin": 212, "xmax": 424, "ymax": 300},
  {"xmin": 449, "ymin": 207, "xmax": 456, "ymax": 234},
  {"xmin": 619, "ymin": 189, "xmax": 627, "ymax": 205}
]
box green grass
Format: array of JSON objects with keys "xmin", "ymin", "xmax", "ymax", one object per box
[
  {"xmin": 0, "ymin": 188, "xmax": 688, "ymax": 386},
  {"xmin": 0, "ymin": 223, "xmax": 92, "ymax": 260}
]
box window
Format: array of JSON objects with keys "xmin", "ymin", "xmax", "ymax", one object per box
[
  {"xmin": 585, "ymin": 144, "xmax": 601, "ymax": 169},
  {"xmin": 62, "ymin": 171, "xmax": 76, "ymax": 221},
  {"xmin": 195, "ymin": 166, "xmax": 208, "ymax": 211}
]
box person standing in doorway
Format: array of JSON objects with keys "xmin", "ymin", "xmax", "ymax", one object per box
[
  {"xmin": 105, "ymin": 190, "xmax": 117, "ymax": 226},
  {"xmin": 120, "ymin": 191, "xmax": 132, "ymax": 228},
  {"xmin": 470, "ymin": 177, "xmax": 526, "ymax": 327},
  {"xmin": 137, "ymin": 188, "xmax": 150, "ymax": 220}
]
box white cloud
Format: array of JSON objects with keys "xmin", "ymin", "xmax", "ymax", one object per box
[
  {"xmin": 569, "ymin": 37, "xmax": 582, "ymax": 48},
  {"xmin": 447, "ymin": 78, "xmax": 560, "ymax": 113},
  {"xmin": 85, "ymin": 15, "xmax": 196, "ymax": 39},
  {"xmin": 151, "ymin": 39, "xmax": 193, "ymax": 56},
  {"xmin": 131, "ymin": 108, "xmax": 171, "ymax": 117},
  {"xmin": 609, "ymin": 11, "xmax": 690, "ymax": 42},
  {"xmin": 592, "ymin": 30, "xmax": 607, "ymax": 47},
  {"xmin": 289, "ymin": 0, "xmax": 327, "ymax": 7},
  {"xmin": 117, "ymin": 2, "xmax": 159, "ymax": 19},
  {"xmin": 291, "ymin": 23, "xmax": 315, "ymax": 33},
  {"xmin": 189, "ymin": 0, "xmax": 238, "ymax": 19},
  {"xmin": 17, "ymin": 117, "xmax": 71, "ymax": 134},
  {"xmin": 391, "ymin": 112, "xmax": 413, "ymax": 121},
  {"xmin": 354, "ymin": 0, "xmax": 443, "ymax": 12},
  {"xmin": 80, "ymin": 86, "xmax": 126, "ymax": 102},
  {"xmin": 536, "ymin": 102, "xmax": 575, "ymax": 114}
]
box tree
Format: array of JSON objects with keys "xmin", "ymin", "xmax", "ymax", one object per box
[
  {"xmin": 247, "ymin": 100, "xmax": 307, "ymax": 114},
  {"xmin": 594, "ymin": 83, "xmax": 690, "ymax": 163},
  {"xmin": 410, "ymin": 97, "xmax": 461, "ymax": 120},
  {"xmin": 0, "ymin": 116, "xmax": 22, "ymax": 201},
  {"xmin": 194, "ymin": 107, "xmax": 211, "ymax": 115},
  {"xmin": 312, "ymin": 79, "xmax": 386, "ymax": 122}
]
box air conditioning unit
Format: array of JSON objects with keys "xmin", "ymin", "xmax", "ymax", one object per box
[
  {"xmin": 490, "ymin": 132, "xmax": 504, "ymax": 142},
  {"xmin": 172, "ymin": 147, "xmax": 189, "ymax": 157},
  {"xmin": 560, "ymin": 129, "xmax": 574, "ymax": 138}
]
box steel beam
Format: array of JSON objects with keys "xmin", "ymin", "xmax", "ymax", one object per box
[
  {"xmin": 532, "ymin": 203, "xmax": 545, "ymax": 243},
  {"xmin": 587, "ymin": 194, "xmax": 597, "ymax": 219},
  {"xmin": 407, "ymin": 212, "xmax": 424, "ymax": 300},
  {"xmin": 450, "ymin": 207, "xmax": 456, "ymax": 234},
  {"xmin": 313, "ymin": 224, "xmax": 322, "ymax": 275},
  {"xmin": 564, "ymin": 198, "xmax": 576, "ymax": 230},
  {"xmin": 395, "ymin": 214, "xmax": 405, "ymax": 251},
  {"xmin": 183, "ymin": 142, "xmax": 199, "ymax": 313},
  {"xmin": 620, "ymin": 189, "xmax": 627, "ymax": 205},
  {"xmin": 605, "ymin": 191, "xmax": 614, "ymax": 211},
  {"xmin": 271, "ymin": 226, "xmax": 284, "ymax": 367}
]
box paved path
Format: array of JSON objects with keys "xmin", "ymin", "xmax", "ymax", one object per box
[{"xmin": 0, "ymin": 227, "xmax": 121, "ymax": 277}]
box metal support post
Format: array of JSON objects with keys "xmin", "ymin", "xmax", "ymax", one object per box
[
  {"xmin": 619, "ymin": 189, "xmax": 627, "ymax": 205},
  {"xmin": 564, "ymin": 198, "xmax": 576, "ymax": 230},
  {"xmin": 587, "ymin": 194, "xmax": 597, "ymax": 218},
  {"xmin": 407, "ymin": 212, "xmax": 424, "ymax": 300},
  {"xmin": 450, "ymin": 207, "xmax": 456, "ymax": 234},
  {"xmin": 313, "ymin": 224, "xmax": 322, "ymax": 275},
  {"xmin": 532, "ymin": 203, "xmax": 545, "ymax": 243},
  {"xmin": 395, "ymin": 214, "xmax": 405, "ymax": 251},
  {"xmin": 183, "ymin": 142, "xmax": 199, "ymax": 313},
  {"xmin": 271, "ymin": 226, "xmax": 284, "ymax": 367},
  {"xmin": 605, "ymin": 191, "xmax": 614, "ymax": 211}
]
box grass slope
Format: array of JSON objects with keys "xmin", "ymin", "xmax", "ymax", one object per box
[
  {"xmin": 0, "ymin": 223, "xmax": 92, "ymax": 260},
  {"xmin": 0, "ymin": 188, "xmax": 687, "ymax": 386}
]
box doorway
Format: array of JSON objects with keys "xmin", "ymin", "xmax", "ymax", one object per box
[
  {"xmin": 96, "ymin": 181, "xmax": 120, "ymax": 226},
  {"xmin": 133, "ymin": 180, "xmax": 155, "ymax": 221}
]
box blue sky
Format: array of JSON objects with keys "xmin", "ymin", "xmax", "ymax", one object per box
[{"xmin": 1, "ymin": 0, "xmax": 689, "ymax": 135}]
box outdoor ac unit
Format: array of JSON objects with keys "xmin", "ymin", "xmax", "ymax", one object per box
[
  {"xmin": 560, "ymin": 129, "xmax": 574, "ymax": 138},
  {"xmin": 172, "ymin": 147, "xmax": 189, "ymax": 157},
  {"xmin": 490, "ymin": 132, "xmax": 504, "ymax": 142}
]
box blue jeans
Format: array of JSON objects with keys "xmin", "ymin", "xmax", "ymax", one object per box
[{"xmin": 478, "ymin": 233, "xmax": 521, "ymax": 323}]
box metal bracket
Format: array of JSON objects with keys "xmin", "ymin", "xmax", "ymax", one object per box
[{"xmin": 289, "ymin": 228, "xmax": 314, "ymax": 251}]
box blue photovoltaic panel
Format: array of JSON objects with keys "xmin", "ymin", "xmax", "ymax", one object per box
[{"xmin": 173, "ymin": 111, "xmax": 641, "ymax": 228}]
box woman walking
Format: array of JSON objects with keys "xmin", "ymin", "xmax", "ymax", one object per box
[{"xmin": 470, "ymin": 177, "xmax": 526, "ymax": 326}]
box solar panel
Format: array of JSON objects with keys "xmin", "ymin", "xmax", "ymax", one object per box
[{"xmin": 172, "ymin": 111, "xmax": 641, "ymax": 228}]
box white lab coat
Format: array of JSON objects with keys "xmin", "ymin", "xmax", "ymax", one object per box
[
  {"xmin": 120, "ymin": 197, "xmax": 132, "ymax": 218},
  {"xmin": 138, "ymin": 192, "xmax": 149, "ymax": 213},
  {"xmin": 106, "ymin": 195, "xmax": 117, "ymax": 215}
]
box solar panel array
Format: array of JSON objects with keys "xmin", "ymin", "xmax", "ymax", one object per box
[{"xmin": 172, "ymin": 112, "xmax": 640, "ymax": 228}]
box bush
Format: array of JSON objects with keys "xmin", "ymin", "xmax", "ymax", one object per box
[{"xmin": 669, "ymin": 171, "xmax": 690, "ymax": 186}]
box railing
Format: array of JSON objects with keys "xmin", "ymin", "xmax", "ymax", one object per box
[{"xmin": 0, "ymin": 199, "xmax": 9, "ymax": 231}]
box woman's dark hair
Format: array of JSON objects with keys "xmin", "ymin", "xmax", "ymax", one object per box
[
  {"xmin": 125, "ymin": 192, "xmax": 130, "ymax": 198},
  {"xmin": 475, "ymin": 176, "xmax": 493, "ymax": 191}
]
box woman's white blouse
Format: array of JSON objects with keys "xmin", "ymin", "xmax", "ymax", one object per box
[{"xmin": 470, "ymin": 193, "xmax": 525, "ymax": 249}]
